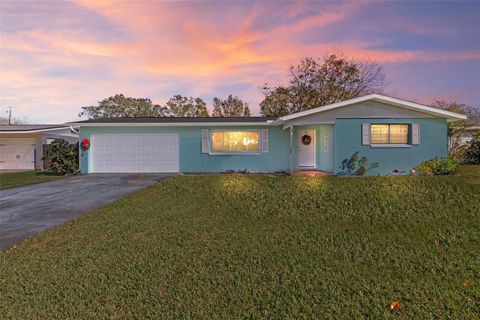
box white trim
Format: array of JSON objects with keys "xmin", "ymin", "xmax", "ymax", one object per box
[
  {"xmin": 209, "ymin": 152, "xmax": 262, "ymax": 156},
  {"xmin": 279, "ymin": 94, "xmax": 467, "ymax": 122},
  {"xmin": 370, "ymin": 144, "xmax": 411, "ymax": 148},
  {"xmin": 297, "ymin": 128, "xmax": 316, "ymax": 168},
  {"xmin": 289, "ymin": 126, "xmax": 293, "ymax": 175},
  {"xmin": 67, "ymin": 122, "xmax": 273, "ymax": 127},
  {"xmin": 0, "ymin": 127, "xmax": 71, "ymax": 134}
]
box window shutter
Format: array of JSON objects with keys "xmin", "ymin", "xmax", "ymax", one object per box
[
  {"xmin": 362, "ymin": 123, "xmax": 370, "ymax": 145},
  {"xmin": 201, "ymin": 129, "xmax": 209, "ymax": 153},
  {"xmin": 261, "ymin": 129, "xmax": 269, "ymax": 153},
  {"xmin": 411, "ymin": 123, "xmax": 420, "ymax": 145}
]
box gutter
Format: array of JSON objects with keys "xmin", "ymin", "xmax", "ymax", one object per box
[
  {"xmin": 64, "ymin": 122, "xmax": 277, "ymax": 127},
  {"xmin": 70, "ymin": 126, "xmax": 79, "ymax": 134}
]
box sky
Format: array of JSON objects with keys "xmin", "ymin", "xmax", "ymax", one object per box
[{"xmin": 1, "ymin": 0, "xmax": 479, "ymax": 123}]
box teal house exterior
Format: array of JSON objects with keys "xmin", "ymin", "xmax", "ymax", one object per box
[{"xmin": 72, "ymin": 94, "xmax": 465, "ymax": 175}]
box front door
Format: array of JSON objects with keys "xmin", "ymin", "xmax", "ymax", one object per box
[{"xmin": 297, "ymin": 129, "xmax": 316, "ymax": 168}]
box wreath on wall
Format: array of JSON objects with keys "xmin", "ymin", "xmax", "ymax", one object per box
[
  {"xmin": 81, "ymin": 138, "xmax": 90, "ymax": 151},
  {"xmin": 301, "ymin": 134, "xmax": 312, "ymax": 145}
]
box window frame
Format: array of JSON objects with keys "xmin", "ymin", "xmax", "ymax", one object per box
[
  {"xmin": 209, "ymin": 129, "xmax": 261, "ymax": 155},
  {"xmin": 370, "ymin": 124, "xmax": 409, "ymax": 145}
]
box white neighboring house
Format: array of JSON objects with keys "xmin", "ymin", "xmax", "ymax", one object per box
[
  {"xmin": 459, "ymin": 126, "xmax": 480, "ymax": 145},
  {"xmin": 0, "ymin": 125, "xmax": 79, "ymax": 171}
]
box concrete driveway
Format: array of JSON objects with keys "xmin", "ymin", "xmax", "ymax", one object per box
[{"xmin": 0, "ymin": 174, "xmax": 171, "ymax": 250}]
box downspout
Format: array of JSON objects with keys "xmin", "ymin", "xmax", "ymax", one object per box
[
  {"xmin": 70, "ymin": 126, "xmax": 79, "ymax": 134},
  {"xmin": 289, "ymin": 126, "xmax": 294, "ymax": 175}
]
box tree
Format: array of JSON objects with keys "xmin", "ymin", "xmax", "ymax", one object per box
[
  {"xmin": 464, "ymin": 132, "xmax": 480, "ymax": 164},
  {"xmin": 212, "ymin": 95, "xmax": 251, "ymax": 117},
  {"xmin": 431, "ymin": 100, "xmax": 480, "ymax": 158},
  {"xmin": 165, "ymin": 95, "xmax": 209, "ymax": 117},
  {"xmin": 79, "ymin": 94, "xmax": 169, "ymax": 119},
  {"xmin": 259, "ymin": 87, "xmax": 292, "ymax": 117},
  {"xmin": 260, "ymin": 53, "xmax": 386, "ymax": 116},
  {"xmin": 42, "ymin": 139, "xmax": 79, "ymax": 175}
]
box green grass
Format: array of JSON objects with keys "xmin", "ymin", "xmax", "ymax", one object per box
[
  {"xmin": 0, "ymin": 171, "xmax": 65, "ymax": 190},
  {"xmin": 456, "ymin": 164, "xmax": 480, "ymax": 184},
  {"xmin": 1, "ymin": 167, "xmax": 479, "ymax": 318}
]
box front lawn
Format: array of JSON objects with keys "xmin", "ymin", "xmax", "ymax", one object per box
[
  {"xmin": 1, "ymin": 169, "xmax": 479, "ymax": 318},
  {"xmin": 456, "ymin": 164, "xmax": 480, "ymax": 184},
  {"xmin": 0, "ymin": 171, "xmax": 65, "ymax": 190}
]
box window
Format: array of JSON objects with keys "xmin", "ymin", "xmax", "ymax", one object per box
[
  {"xmin": 211, "ymin": 131, "xmax": 259, "ymax": 153},
  {"xmin": 371, "ymin": 124, "xmax": 408, "ymax": 144}
]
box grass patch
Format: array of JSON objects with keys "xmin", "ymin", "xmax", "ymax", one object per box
[
  {"xmin": 0, "ymin": 171, "xmax": 65, "ymax": 190},
  {"xmin": 456, "ymin": 164, "xmax": 480, "ymax": 184},
  {"xmin": 1, "ymin": 168, "xmax": 479, "ymax": 318}
]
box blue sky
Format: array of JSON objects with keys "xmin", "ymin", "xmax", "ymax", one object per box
[{"xmin": 1, "ymin": 0, "xmax": 479, "ymax": 123}]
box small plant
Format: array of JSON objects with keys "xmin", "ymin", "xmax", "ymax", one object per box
[
  {"xmin": 416, "ymin": 159, "xmax": 437, "ymax": 176},
  {"xmin": 416, "ymin": 157, "xmax": 459, "ymax": 176},
  {"xmin": 42, "ymin": 139, "xmax": 79, "ymax": 175},
  {"xmin": 339, "ymin": 152, "xmax": 379, "ymax": 176}
]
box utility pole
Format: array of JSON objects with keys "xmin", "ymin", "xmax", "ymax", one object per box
[{"xmin": 7, "ymin": 106, "xmax": 12, "ymax": 125}]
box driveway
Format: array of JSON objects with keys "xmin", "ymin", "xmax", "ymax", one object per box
[{"xmin": 0, "ymin": 174, "xmax": 171, "ymax": 250}]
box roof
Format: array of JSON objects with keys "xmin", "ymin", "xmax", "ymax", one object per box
[
  {"xmin": 278, "ymin": 94, "xmax": 468, "ymax": 122},
  {"xmin": 69, "ymin": 116, "xmax": 278, "ymax": 126},
  {"xmin": 0, "ymin": 124, "xmax": 69, "ymax": 133}
]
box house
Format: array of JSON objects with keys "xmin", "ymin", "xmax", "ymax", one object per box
[
  {"xmin": 0, "ymin": 124, "xmax": 79, "ymax": 171},
  {"xmin": 459, "ymin": 126, "xmax": 480, "ymax": 145},
  {"xmin": 70, "ymin": 94, "xmax": 466, "ymax": 175}
]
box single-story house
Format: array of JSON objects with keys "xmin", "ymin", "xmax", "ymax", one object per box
[
  {"xmin": 70, "ymin": 94, "xmax": 466, "ymax": 175},
  {"xmin": 0, "ymin": 124, "xmax": 79, "ymax": 171},
  {"xmin": 459, "ymin": 126, "xmax": 480, "ymax": 145}
]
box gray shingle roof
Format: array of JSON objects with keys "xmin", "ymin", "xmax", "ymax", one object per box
[
  {"xmin": 0, "ymin": 124, "xmax": 68, "ymax": 132},
  {"xmin": 71, "ymin": 117, "xmax": 278, "ymax": 124}
]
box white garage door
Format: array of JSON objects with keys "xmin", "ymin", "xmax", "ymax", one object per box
[
  {"xmin": 0, "ymin": 138, "xmax": 36, "ymax": 170},
  {"xmin": 90, "ymin": 134, "xmax": 179, "ymax": 173}
]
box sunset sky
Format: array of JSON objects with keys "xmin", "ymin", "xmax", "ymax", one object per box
[{"xmin": 1, "ymin": 0, "xmax": 479, "ymax": 123}]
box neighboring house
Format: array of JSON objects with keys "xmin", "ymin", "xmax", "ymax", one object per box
[
  {"xmin": 0, "ymin": 125, "xmax": 79, "ymax": 171},
  {"xmin": 70, "ymin": 94, "xmax": 466, "ymax": 175},
  {"xmin": 459, "ymin": 126, "xmax": 480, "ymax": 145}
]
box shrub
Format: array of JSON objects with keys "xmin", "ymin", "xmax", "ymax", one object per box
[
  {"xmin": 339, "ymin": 151, "xmax": 379, "ymax": 176},
  {"xmin": 42, "ymin": 139, "xmax": 79, "ymax": 175},
  {"xmin": 463, "ymin": 132, "xmax": 480, "ymax": 164},
  {"xmin": 416, "ymin": 157, "xmax": 459, "ymax": 176},
  {"xmin": 416, "ymin": 159, "xmax": 438, "ymax": 176}
]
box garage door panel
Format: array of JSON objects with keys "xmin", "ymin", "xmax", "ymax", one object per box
[
  {"xmin": 0, "ymin": 138, "xmax": 36, "ymax": 170},
  {"xmin": 90, "ymin": 134, "xmax": 179, "ymax": 173}
]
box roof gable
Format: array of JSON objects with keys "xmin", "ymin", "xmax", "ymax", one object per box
[{"xmin": 279, "ymin": 94, "xmax": 467, "ymax": 122}]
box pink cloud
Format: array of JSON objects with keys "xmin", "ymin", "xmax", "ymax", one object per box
[{"xmin": 1, "ymin": 0, "xmax": 478, "ymax": 122}]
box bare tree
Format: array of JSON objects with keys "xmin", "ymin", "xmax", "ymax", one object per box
[{"xmin": 261, "ymin": 53, "xmax": 386, "ymax": 116}]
